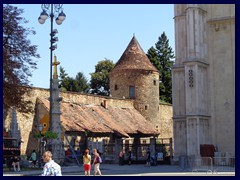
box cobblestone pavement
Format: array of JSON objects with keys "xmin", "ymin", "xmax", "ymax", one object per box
[{"xmin": 3, "ymin": 164, "xmax": 235, "ymax": 176}]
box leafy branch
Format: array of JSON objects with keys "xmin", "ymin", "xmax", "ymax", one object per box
[{"xmin": 33, "ymin": 131, "xmax": 58, "ymax": 139}]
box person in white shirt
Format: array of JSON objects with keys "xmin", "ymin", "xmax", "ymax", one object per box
[{"xmin": 41, "ymin": 151, "xmax": 62, "ymax": 176}]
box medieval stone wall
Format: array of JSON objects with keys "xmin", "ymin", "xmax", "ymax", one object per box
[
  {"xmin": 61, "ymin": 90, "xmax": 134, "ymax": 108},
  {"xmin": 4, "ymin": 88, "xmax": 49, "ymax": 155},
  {"xmin": 158, "ymin": 103, "xmax": 173, "ymax": 139},
  {"xmin": 4, "ymin": 87, "xmax": 173, "ymax": 155}
]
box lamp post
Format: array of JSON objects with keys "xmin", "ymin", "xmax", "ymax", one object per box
[
  {"xmin": 38, "ymin": 5, "xmax": 66, "ymax": 163},
  {"xmin": 38, "ymin": 4, "xmax": 66, "ymax": 132},
  {"xmin": 37, "ymin": 124, "xmax": 43, "ymax": 168}
]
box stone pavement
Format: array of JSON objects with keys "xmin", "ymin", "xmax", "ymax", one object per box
[{"xmin": 3, "ymin": 164, "xmax": 235, "ymax": 176}]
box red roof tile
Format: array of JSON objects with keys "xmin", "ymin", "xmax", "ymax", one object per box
[
  {"xmin": 38, "ymin": 98, "xmax": 159, "ymax": 137},
  {"xmin": 111, "ymin": 36, "xmax": 158, "ymax": 73}
]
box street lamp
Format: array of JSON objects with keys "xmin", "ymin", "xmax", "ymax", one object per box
[
  {"xmin": 37, "ymin": 124, "xmax": 43, "ymax": 168},
  {"xmin": 38, "ymin": 4, "xmax": 66, "ymax": 132}
]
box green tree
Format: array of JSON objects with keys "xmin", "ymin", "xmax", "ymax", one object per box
[
  {"xmin": 147, "ymin": 32, "xmax": 174, "ymax": 103},
  {"xmin": 59, "ymin": 66, "xmax": 89, "ymax": 93},
  {"xmin": 64, "ymin": 77, "xmax": 77, "ymax": 92},
  {"xmin": 59, "ymin": 66, "xmax": 69, "ymax": 92},
  {"xmin": 3, "ymin": 4, "xmax": 40, "ymax": 114},
  {"xmin": 59, "ymin": 66, "xmax": 68, "ymax": 81},
  {"xmin": 90, "ymin": 59, "xmax": 115, "ymax": 96},
  {"xmin": 75, "ymin": 72, "xmax": 90, "ymax": 92}
]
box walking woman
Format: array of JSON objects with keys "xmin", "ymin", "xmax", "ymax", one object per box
[
  {"xmin": 83, "ymin": 149, "xmax": 91, "ymax": 176},
  {"xmin": 92, "ymin": 149, "xmax": 102, "ymax": 176}
]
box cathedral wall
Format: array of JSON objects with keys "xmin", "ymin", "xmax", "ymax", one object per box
[
  {"xmin": 174, "ymin": 6, "xmax": 187, "ymax": 66},
  {"xmin": 207, "ymin": 4, "xmax": 235, "ymax": 156},
  {"xmin": 172, "ymin": 69, "xmax": 185, "ymax": 116},
  {"xmin": 186, "ymin": 117, "xmax": 210, "ymax": 156},
  {"xmin": 205, "ymin": 4, "xmax": 235, "ymax": 19},
  {"xmin": 186, "ymin": 118, "xmax": 198, "ymax": 156},
  {"xmin": 173, "ymin": 4, "xmax": 235, "ymax": 158},
  {"xmin": 173, "ymin": 119, "xmax": 187, "ymax": 157}
]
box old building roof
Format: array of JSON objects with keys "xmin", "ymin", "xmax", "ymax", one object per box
[
  {"xmin": 38, "ymin": 98, "xmax": 159, "ymax": 137},
  {"xmin": 111, "ymin": 36, "xmax": 158, "ymax": 72}
]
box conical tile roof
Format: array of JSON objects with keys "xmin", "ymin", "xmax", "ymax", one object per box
[{"xmin": 112, "ymin": 36, "xmax": 158, "ymax": 72}]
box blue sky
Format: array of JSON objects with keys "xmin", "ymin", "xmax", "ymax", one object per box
[{"xmin": 14, "ymin": 4, "xmax": 175, "ymax": 89}]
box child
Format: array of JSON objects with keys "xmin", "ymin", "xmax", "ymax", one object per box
[{"xmin": 83, "ymin": 149, "xmax": 91, "ymax": 176}]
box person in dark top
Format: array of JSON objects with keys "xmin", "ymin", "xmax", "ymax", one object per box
[
  {"xmin": 65, "ymin": 148, "xmax": 71, "ymax": 158},
  {"xmin": 119, "ymin": 150, "xmax": 124, "ymax": 165},
  {"xmin": 30, "ymin": 150, "xmax": 37, "ymax": 167},
  {"xmin": 146, "ymin": 148, "xmax": 151, "ymax": 166},
  {"xmin": 12, "ymin": 155, "xmax": 21, "ymax": 171},
  {"xmin": 128, "ymin": 151, "xmax": 132, "ymax": 165},
  {"xmin": 6, "ymin": 156, "xmax": 13, "ymax": 171}
]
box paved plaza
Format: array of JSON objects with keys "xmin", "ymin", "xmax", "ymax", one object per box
[{"xmin": 3, "ymin": 164, "xmax": 235, "ymax": 176}]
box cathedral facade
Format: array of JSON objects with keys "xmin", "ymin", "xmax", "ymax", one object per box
[{"xmin": 172, "ymin": 4, "xmax": 235, "ymax": 160}]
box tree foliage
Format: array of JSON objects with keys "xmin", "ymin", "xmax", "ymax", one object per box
[
  {"xmin": 3, "ymin": 4, "xmax": 40, "ymax": 114},
  {"xmin": 75, "ymin": 72, "xmax": 90, "ymax": 92},
  {"xmin": 147, "ymin": 32, "xmax": 174, "ymax": 103},
  {"xmin": 90, "ymin": 59, "xmax": 115, "ymax": 96},
  {"xmin": 59, "ymin": 66, "xmax": 90, "ymax": 93},
  {"xmin": 33, "ymin": 131, "xmax": 58, "ymax": 139}
]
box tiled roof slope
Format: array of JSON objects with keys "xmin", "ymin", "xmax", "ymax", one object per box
[
  {"xmin": 39, "ymin": 98, "xmax": 159, "ymax": 137},
  {"xmin": 112, "ymin": 36, "xmax": 158, "ymax": 72}
]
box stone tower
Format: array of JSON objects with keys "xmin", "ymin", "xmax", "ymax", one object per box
[
  {"xmin": 172, "ymin": 4, "xmax": 235, "ymax": 159},
  {"xmin": 110, "ymin": 36, "xmax": 160, "ymax": 127}
]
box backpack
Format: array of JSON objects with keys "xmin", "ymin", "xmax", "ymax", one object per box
[{"xmin": 97, "ymin": 155, "xmax": 102, "ymax": 163}]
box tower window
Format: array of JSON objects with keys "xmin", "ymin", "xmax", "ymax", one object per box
[
  {"xmin": 115, "ymin": 85, "xmax": 118, "ymax": 90},
  {"xmin": 145, "ymin": 105, "xmax": 148, "ymax": 110},
  {"xmin": 153, "ymin": 80, "xmax": 156, "ymax": 85},
  {"xmin": 129, "ymin": 86, "xmax": 135, "ymax": 99}
]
